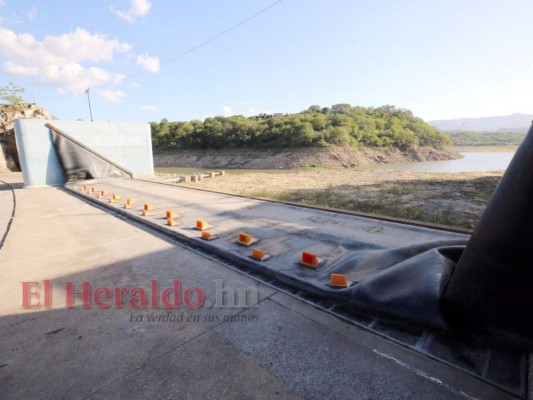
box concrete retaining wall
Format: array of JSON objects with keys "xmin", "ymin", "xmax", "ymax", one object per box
[{"xmin": 14, "ymin": 120, "xmax": 154, "ymax": 188}]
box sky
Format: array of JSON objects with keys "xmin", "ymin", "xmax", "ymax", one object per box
[{"xmin": 0, "ymin": 0, "xmax": 532, "ymax": 123}]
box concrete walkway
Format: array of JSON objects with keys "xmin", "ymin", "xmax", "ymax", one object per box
[{"xmin": 0, "ymin": 173, "xmax": 515, "ymax": 399}]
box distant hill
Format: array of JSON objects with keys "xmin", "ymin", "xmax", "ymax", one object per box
[{"xmin": 429, "ymin": 113, "xmax": 532, "ymax": 132}]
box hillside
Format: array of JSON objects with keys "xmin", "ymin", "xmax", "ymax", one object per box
[
  {"xmin": 151, "ymin": 105, "xmax": 451, "ymax": 151},
  {"xmin": 447, "ymin": 131, "xmax": 526, "ymax": 147},
  {"xmin": 429, "ymin": 113, "xmax": 532, "ymax": 132}
]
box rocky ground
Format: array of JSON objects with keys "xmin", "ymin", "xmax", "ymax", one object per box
[
  {"xmin": 0, "ymin": 103, "xmax": 54, "ymax": 172},
  {"xmin": 156, "ymin": 168, "xmax": 503, "ymax": 230}
]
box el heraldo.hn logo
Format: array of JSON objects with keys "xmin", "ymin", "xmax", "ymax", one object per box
[{"xmin": 21, "ymin": 279, "xmax": 259, "ymax": 309}]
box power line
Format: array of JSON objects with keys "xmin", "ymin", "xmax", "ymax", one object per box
[
  {"xmin": 32, "ymin": 0, "xmax": 285, "ymax": 99},
  {"xmin": 124, "ymin": 0, "xmax": 285, "ymax": 81}
]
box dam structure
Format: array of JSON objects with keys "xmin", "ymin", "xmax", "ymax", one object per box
[{"xmin": 0, "ymin": 116, "xmax": 532, "ymax": 399}]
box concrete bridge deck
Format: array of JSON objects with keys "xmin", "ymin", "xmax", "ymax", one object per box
[{"xmin": 0, "ymin": 173, "xmax": 520, "ymax": 399}]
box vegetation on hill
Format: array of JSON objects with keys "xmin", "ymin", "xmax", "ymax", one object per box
[
  {"xmin": 447, "ymin": 131, "xmax": 526, "ymax": 146},
  {"xmin": 150, "ymin": 105, "xmax": 450, "ymax": 151}
]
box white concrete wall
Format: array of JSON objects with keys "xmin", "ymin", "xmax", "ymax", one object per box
[{"xmin": 14, "ymin": 120, "xmax": 154, "ymax": 188}]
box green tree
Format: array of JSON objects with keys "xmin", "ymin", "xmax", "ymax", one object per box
[
  {"xmin": 0, "ymin": 82, "xmax": 25, "ymax": 104},
  {"xmin": 306, "ymin": 105, "xmax": 321, "ymax": 113},
  {"xmin": 149, "ymin": 104, "xmax": 451, "ymax": 151}
]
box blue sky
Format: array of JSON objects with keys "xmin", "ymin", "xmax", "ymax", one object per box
[{"xmin": 0, "ymin": 0, "xmax": 532, "ymax": 123}]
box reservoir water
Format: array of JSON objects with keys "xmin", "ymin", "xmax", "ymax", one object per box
[{"xmin": 369, "ymin": 151, "xmax": 516, "ymax": 173}]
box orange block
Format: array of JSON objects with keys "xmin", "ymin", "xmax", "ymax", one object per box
[
  {"xmin": 300, "ymin": 251, "xmax": 323, "ymax": 269},
  {"xmin": 201, "ymin": 231, "xmax": 215, "ymax": 240},
  {"xmin": 330, "ymin": 274, "xmax": 349, "ymax": 288},
  {"xmin": 144, "ymin": 203, "xmax": 154, "ymax": 211},
  {"xmin": 109, "ymin": 194, "xmax": 121, "ymax": 203},
  {"xmin": 83, "ymin": 185, "xmax": 89, "ymax": 190},
  {"xmin": 166, "ymin": 217, "xmax": 177, "ymax": 226},
  {"xmin": 251, "ymin": 248, "xmax": 270, "ymax": 261},
  {"xmin": 166, "ymin": 210, "xmax": 177, "ymax": 219},
  {"xmin": 237, "ymin": 232, "xmax": 256, "ymax": 246},
  {"xmin": 195, "ymin": 219, "xmax": 209, "ymax": 231},
  {"xmin": 124, "ymin": 198, "xmax": 134, "ymax": 209},
  {"xmin": 140, "ymin": 209, "xmax": 150, "ymax": 216},
  {"xmin": 91, "ymin": 187, "xmax": 98, "ymax": 192}
]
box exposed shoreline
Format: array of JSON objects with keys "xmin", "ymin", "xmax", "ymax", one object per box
[{"xmin": 153, "ymin": 145, "xmax": 460, "ymax": 170}]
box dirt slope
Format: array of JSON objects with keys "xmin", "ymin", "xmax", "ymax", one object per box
[{"xmin": 154, "ymin": 145, "xmax": 460, "ymax": 170}]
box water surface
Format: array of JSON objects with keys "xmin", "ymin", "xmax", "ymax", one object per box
[{"xmin": 368, "ymin": 152, "xmax": 515, "ymax": 173}]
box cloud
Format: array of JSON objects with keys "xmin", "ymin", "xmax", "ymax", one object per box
[
  {"xmin": 27, "ymin": 5, "xmax": 37, "ymax": 22},
  {"xmin": 98, "ymin": 89, "xmax": 125, "ymax": 103},
  {"xmin": 5, "ymin": 61, "xmax": 126, "ymax": 94},
  {"xmin": 110, "ymin": 0, "xmax": 151, "ymax": 23},
  {"xmin": 43, "ymin": 28, "xmax": 131, "ymax": 63},
  {"xmin": 0, "ymin": 27, "xmax": 131, "ymax": 65},
  {"xmin": 41, "ymin": 64, "xmax": 125, "ymax": 94},
  {"xmin": 136, "ymin": 54, "xmax": 159, "ymax": 73},
  {"xmin": 129, "ymin": 82, "xmax": 141, "ymax": 88},
  {"xmin": 222, "ymin": 106, "xmax": 233, "ymax": 116},
  {"xmin": 0, "ymin": 2, "xmax": 22, "ymax": 24},
  {"xmin": 0, "ymin": 27, "xmax": 130, "ymax": 93},
  {"xmin": 4, "ymin": 61, "xmax": 37, "ymax": 76},
  {"xmin": 141, "ymin": 104, "xmax": 157, "ymax": 111}
]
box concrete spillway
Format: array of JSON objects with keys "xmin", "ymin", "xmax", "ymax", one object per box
[
  {"xmin": 2, "ymin": 172, "xmax": 522, "ymax": 399},
  {"xmin": 64, "ymin": 177, "xmax": 528, "ymax": 397},
  {"xmin": 5, "ymin": 118, "xmax": 533, "ymax": 398},
  {"xmin": 67, "ymin": 178, "xmax": 469, "ymax": 332}
]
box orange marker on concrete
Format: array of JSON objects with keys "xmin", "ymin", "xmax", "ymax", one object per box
[
  {"xmin": 109, "ymin": 194, "xmax": 121, "ymax": 203},
  {"xmin": 330, "ymin": 274, "xmax": 349, "ymax": 288},
  {"xmin": 200, "ymin": 231, "xmax": 216, "ymax": 240},
  {"xmin": 195, "ymin": 219, "xmax": 210, "ymax": 231},
  {"xmin": 166, "ymin": 217, "xmax": 178, "ymax": 226},
  {"xmin": 251, "ymin": 248, "xmax": 270, "ymax": 261},
  {"xmin": 236, "ymin": 232, "xmax": 257, "ymax": 246},
  {"xmin": 144, "ymin": 203, "xmax": 154, "ymax": 211},
  {"xmin": 300, "ymin": 251, "xmax": 324, "ymax": 269},
  {"xmin": 166, "ymin": 210, "xmax": 177, "ymax": 219},
  {"xmin": 124, "ymin": 198, "xmax": 134, "ymax": 208}
]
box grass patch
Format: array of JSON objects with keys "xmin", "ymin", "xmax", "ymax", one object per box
[
  {"xmin": 156, "ymin": 167, "xmax": 289, "ymax": 176},
  {"xmin": 161, "ymin": 167, "xmax": 501, "ymax": 230},
  {"xmin": 243, "ymin": 187, "xmax": 464, "ymax": 227}
]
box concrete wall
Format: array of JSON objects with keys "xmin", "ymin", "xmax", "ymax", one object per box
[{"xmin": 14, "ymin": 120, "xmax": 154, "ymax": 188}]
